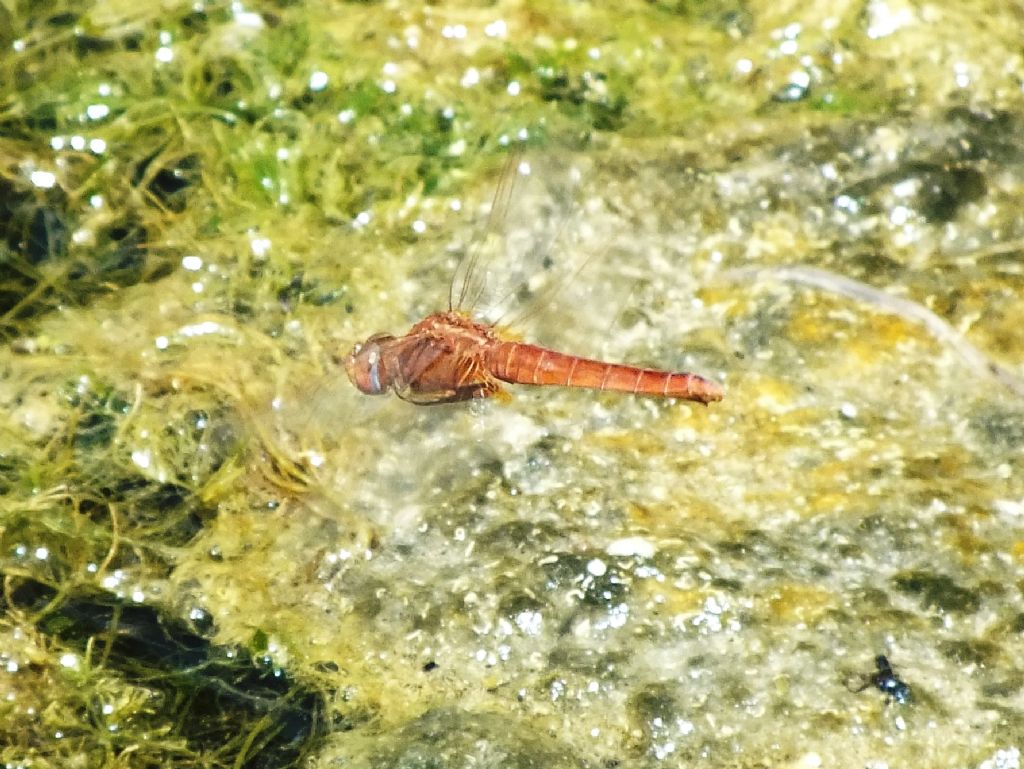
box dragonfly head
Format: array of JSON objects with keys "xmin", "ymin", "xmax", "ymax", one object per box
[{"xmin": 341, "ymin": 334, "xmax": 395, "ymax": 395}]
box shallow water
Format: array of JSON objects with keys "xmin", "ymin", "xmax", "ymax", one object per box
[{"xmin": 1, "ymin": 1, "xmax": 1023, "ymax": 768}]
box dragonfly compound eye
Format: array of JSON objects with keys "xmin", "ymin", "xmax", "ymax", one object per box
[{"xmin": 343, "ymin": 341, "xmax": 388, "ymax": 395}]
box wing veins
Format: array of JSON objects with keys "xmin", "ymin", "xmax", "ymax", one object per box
[{"xmin": 451, "ymin": 150, "xmax": 525, "ymax": 312}]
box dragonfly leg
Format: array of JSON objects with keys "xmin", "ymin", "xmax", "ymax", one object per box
[{"xmin": 395, "ymin": 377, "xmax": 508, "ymax": 405}]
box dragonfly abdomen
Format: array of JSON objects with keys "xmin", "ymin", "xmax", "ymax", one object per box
[{"xmin": 487, "ymin": 341, "xmax": 723, "ymax": 404}]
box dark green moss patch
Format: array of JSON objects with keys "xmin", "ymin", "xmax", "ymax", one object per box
[
  {"xmin": 839, "ymin": 162, "xmax": 987, "ymax": 224},
  {"xmin": 891, "ymin": 571, "xmax": 981, "ymax": 614},
  {"xmin": 938, "ymin": 638, "xmax": 1000, "ymax": 666},
  {"xmin": 3, "ymin": 576, "xmax": 326, "ymax": 769}
]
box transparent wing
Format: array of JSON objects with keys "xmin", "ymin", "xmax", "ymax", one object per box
[
  {"xmin": 449, "ymin": 151, "xmax": 524, "ymax": 313},
  {"xmin": 448, "ymin": 152, "xmax": 602, "ymax": 338}
]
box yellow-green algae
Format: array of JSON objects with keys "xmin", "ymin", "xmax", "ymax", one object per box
[{"xmin": 2, "ymin": 1, "xmax": 1024, "ymax": 768}]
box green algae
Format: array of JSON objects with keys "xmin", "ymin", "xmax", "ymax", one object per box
[
  {"xmin": 1, "ymin": 0, "xmax": 1024, "ymax": 768},
  {"xmin": 1, "ymin": 576, "xmax": 324, "ymax": 768}
]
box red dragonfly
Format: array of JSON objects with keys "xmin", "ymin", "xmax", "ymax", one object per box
[{"xmin": 342, "ymin": 156, "xmax": 723, "ymax": 406}]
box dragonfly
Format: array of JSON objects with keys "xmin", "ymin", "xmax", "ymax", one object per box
[{"xmin": 342, "ymin": 155, "xmax": 724, "ymax": 406}]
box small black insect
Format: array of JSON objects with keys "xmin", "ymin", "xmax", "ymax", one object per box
[{"xmin": 847, "ymin": 655, "xmax": 911, "ymax": 704}]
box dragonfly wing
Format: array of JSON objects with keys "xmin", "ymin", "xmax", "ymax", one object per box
[
  {"xmin": 450, "ymin": 151, "xmax": 525, "ymax": 313},
  {"xmin": 449, "ymin": 153, "xmax": 596, "ymax": 334}
]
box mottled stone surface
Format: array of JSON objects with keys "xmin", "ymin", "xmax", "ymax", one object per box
[{"xmin": 1, "ymin": 1, "xmax": 1022, "ymax": 768}]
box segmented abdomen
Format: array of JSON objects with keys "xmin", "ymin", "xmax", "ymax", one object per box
[{"xmin": 486, "ymin": 341, "xmax": 723, "ymax": 404}]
